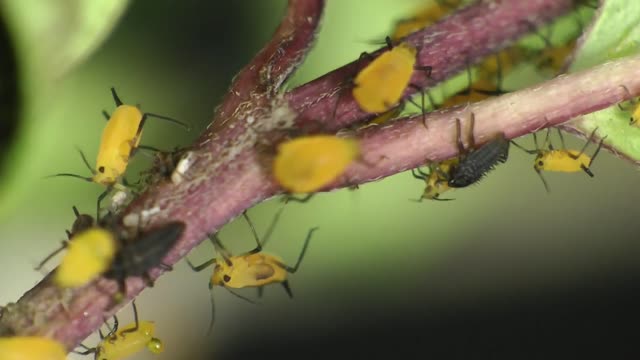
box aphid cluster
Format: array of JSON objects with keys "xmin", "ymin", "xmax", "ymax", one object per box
[{"xmin": 2, "ymin": 2, "xmax": 615, "ymax": 359}]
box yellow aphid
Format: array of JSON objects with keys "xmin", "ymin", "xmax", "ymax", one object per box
[
  {"xmin": 412, "ymin": 158, "xmax": 458, "ymax": 201},
  {"xmin": 273, "ymin": 135, "xmax": 360, "ymax": 193},
  {"xmin": 77, "ymin": 301, "xmax": 163, "ymax": 360},
  {"xmin": 534, "ymin": 150, "xmax": 592, "ymax": 173},
  {"xmin": 353, "ymin": 43, "xmax": 417, "ymax": 113},
  {"xmin": 390, "ymin": 0, "xmax": 462, "ymax": 41},
  {"xmin": 532, "ymin": 40, "xmax": 576, "ymax": 74},
  {"xmin": 50, "ymin": 87, "xmax": 189, "ymax": 217},
  {"xmin": 95, "ymin": 321, "xmax": 163, "ymax": 360},
  {"xmin": 512, "ymin": 127, "xmax": 605, "ymax": 192},
  {"xmin": 0, "ymin": 336, "xmax": 66, "ymax": 360},
  {"xmin": 187, "ymin": 208, "xmax": 318, "ymax": 334},
  {"xmin": 54, "ymin": 228, "xmax": 117, "ymax": 288},
  {"xmin": 631, "ymin": 104, "xmax": 640, "ymax": 126},
  {"xmin": 93, "ymin": 104, "xmax": 144, "ymax": 186}
]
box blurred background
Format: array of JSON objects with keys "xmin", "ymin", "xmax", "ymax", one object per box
[{"xmin": 1, "ymin": 0, "xmax": 639, "ymax": 359}]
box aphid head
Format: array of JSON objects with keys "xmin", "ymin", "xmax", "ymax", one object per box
[
  {"xmin": 534, "ymin": 154, "xmax": 545, "ymax": 171},
  {"xmin": 210, "ymin": 261, "xmax": 231, "ymax": 288},
  {"xmin": 92, "ymin": 165, "xmax": 120, "ymax": 186},
  {"xmin": 147, "ymin": 338, "xmax": 164, "ymax": 354}
]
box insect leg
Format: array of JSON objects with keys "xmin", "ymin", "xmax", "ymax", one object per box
[
  {"xmin": 281, "ymin": 281, "xmax": 294, "ymax": 298},
  {"xmin": 110, "ymin": 87, "xmax": 124, "ymax": 107},
  {"xmin": 120, "ymin": 300, "xmax": 139, "ymax": 336},
  {"xmin": 207, "ymin": 287, "xmax": 216, "ymax": 335},
  {"xmin": 261, "ymin": 202, "xmax": 287, "ymax": 248},
  {"xmin": 186, "ymin": 257, "xmax": 216, "ymax": 272},
  {"xmin": 510, "ymin": 140, "xmax": 537, "ymax": 154},
  {"xmin": 35, "ymin": 240, "xmax": 68, "ymax": 271},
  {"xmin": 574, "ymin": 127, "xmax": 599, "ymax": 160},
  {"xmin": 144, "ymin": 112, "xmax": 191, "ymax": 131},
  {"xmin": 75, "ymin": 147, "xmax": 97, "ymax": 175},
  {"xmin": 454, "ymin": 118, "xmax": 465, "ymax": 154},
  {"xmin": 241, "ymin": 211, "xmax": 263, "ymax": 254},
  {"xmin": 467, "ymin": 113, "xmax": 476, "ymax": 149},
  {"xmin": 535, "ymin": 169, "xmax": 551, "ymax": 193},
  {"xmin": 210, "ymin": 234, "xmax": 233, "ymax": 266},
  {"xmin": 411, "ymin": 168, "xmax": 428, "ymax": 180},
  {"xmin": 281, "ymin": 227, "xmax": 319, "ymax": 274},
  {"xmin": 586, "ymin": 135, "xmax": 607, "ymax": 170},
  {"xmin": 102, "ymin": 111, "xmax": 110, "ymax": 120},
  {"xmin": 283, "ymin": 193, "xmax": 316, "ymax": 204},
  {"xmin": 96, "ymin": 187, "xmax": 112, "ymax": 222},
  {"xmin": 257, "ymin": 286, "xmax": 264, "ymax": 298}
]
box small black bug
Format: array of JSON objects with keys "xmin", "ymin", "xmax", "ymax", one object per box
[
  {"xmin": 447, "ymin": 114, "xmax": 510, "ymax": 188},
  {"xmin": 105, "ymin": 221, "xmax": 186, "ymax": 297}
]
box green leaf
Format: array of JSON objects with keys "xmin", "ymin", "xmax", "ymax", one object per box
[
  {"xmin": 0, "ymin": 0, "xmax": 129, "ymax": 218},
  {"xmin": 569, "ymin": 0, "xmax": 640, "ymax": 162}
]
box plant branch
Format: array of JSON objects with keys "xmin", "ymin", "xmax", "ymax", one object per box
[
  {"xmin": 2, "ymin": 0, "xmax": 634, "ymax": 354},
  {"xmin": 287, "ymin": 0, "xmax": 577, "ymax": 131}
]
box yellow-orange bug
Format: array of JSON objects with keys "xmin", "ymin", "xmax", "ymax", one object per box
[
  {"xmin": 272, "ymin": 134, "xmax": 361, "ymax": 194},
  {"xmin": 511, "ymin": 127, "xmax": 606, "ymax": 192},
  {"xmin": 187, "ymin": 206, "xmax": 318, "ymax": 334},
  {"xmin": 50, "ymin": 87, "xmax": 190, "ymax": 217},
  {"xmin": 0, "ymin": 336, "xmax": 67, "ymax": 360},
  {"xmin": 411, "ymin": 158, "xmax": 459, "ymax": 201},
  {"xmin": 53, "ymin": 227, "xmax": 118, "ymax": 288},
  {"xmin": 75, "ymin": 300, "xmax": 163, "ymax": 360},
  {"xmin": 352, "ymin": 37, "xmax": 431, "ymax": 114}
]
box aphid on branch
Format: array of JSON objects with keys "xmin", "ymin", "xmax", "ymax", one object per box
[
  {"xmin": 411, "ymin": 158, "xmax": 459, "ymax": 201},
  {"xmin": 272, "ymin": 134, "xmax": 361, "ymax": 194},
  {"xmin": 0, "ymin": 336, "xmax": 67, "ymax": 360},
  {"xmin": 186, "ymin": 205, "xmax": 318, "ymax": 334},
  {"xmin": 617, "ymin": 85, "xmax": 640, "ymax": 127},
  {"xmin": 48, "ymin": 87, "xmax": 190, "ymax": 218},
  {"xmin": 53, "ymin": 227, "xmax": 118, "ymax": 288},
  {"xmin": 511, "ymin": 127, "xmax": 605, "ymax": 192},
  {"xmin": 352, "ymin": 37, "xmax": 432, "ymax": 117},
  {"xmin": 75, "ymin": 300, "xmax": 163, "ymax": 360}
]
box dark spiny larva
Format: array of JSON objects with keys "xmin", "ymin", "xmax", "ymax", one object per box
[
  {"xmin": 448, "ymin": 134, "xmax": 510, "ymax": 188},
  {"xmin": 105, "ymin": 221, "xmax": 185, "ymax": 293}
]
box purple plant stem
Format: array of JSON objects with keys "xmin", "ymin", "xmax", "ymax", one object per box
[
  {"xmin": 287, "ymin": 0, "xmax": 576, "ymax": 131},
  {"xmin": 3, "ymin": 0, "xmax": 635, "ymax": 354}
]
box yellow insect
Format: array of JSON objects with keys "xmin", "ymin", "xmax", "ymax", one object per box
[
  {"xmin": 352, "ymin": 37, "xmax": 431, "ymax": 114},
  {"xmin": 617, "ymin": 85, "xmax": 640, "ymax": 126},
  {"xmin": 531, "ymin": 40, "xmax": 576, "ymax": 75},
  {"xmin": 0, "ymin": 336, "xmax": 67, "ymax": 360},
  {"xmin": 53, "ymin": 227, "xmax": 118, "ymax": 288},
  {"xmin": 187, "ymin": 206, "xmax": 318, "ymax": 334},
  {"xmin": 411, "ymin": 158, "xmax": 459, "ymax": 201},
  {"xmin": 440, "ymin": 47, "xmax": 527, "ymax": 108},
  {"xmin": 390, "ymin": 0, "xmax": 463, "ymax": 41},
  {"xmin": 75, "ymin": 300, "xmax": 163, "ymax": 360},
  {"xmin": 272, "ymin": 134, "xmax": 361, "ymax": 194},
  {"xmin": 50, "ymin": 87, "xmax": 190, "ymax": 217},
  {"xmin": 511, "ymin": 127, "xmax": 606, "ymax": 192}
]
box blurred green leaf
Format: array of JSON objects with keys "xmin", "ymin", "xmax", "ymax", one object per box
[
  {"xmin": 0, "ymin": 0, "xmax": 129, "ymax": 218},
  {"xmin": 570, "ymin": 0, "xmax": 640, "ymax": 162}
]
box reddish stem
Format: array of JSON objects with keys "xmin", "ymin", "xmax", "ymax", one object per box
[
  {"xmin": 287, "ymin": 0, "xmax": 576, "ymax": 131},
  {"xmin": 2, "ymin": 0, "xmax": 632, "ymax": 354}
]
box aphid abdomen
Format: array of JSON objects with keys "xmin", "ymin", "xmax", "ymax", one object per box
[{"xmin": 448, "ymin": 135, "xmax": 509, "ymax": 188}]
